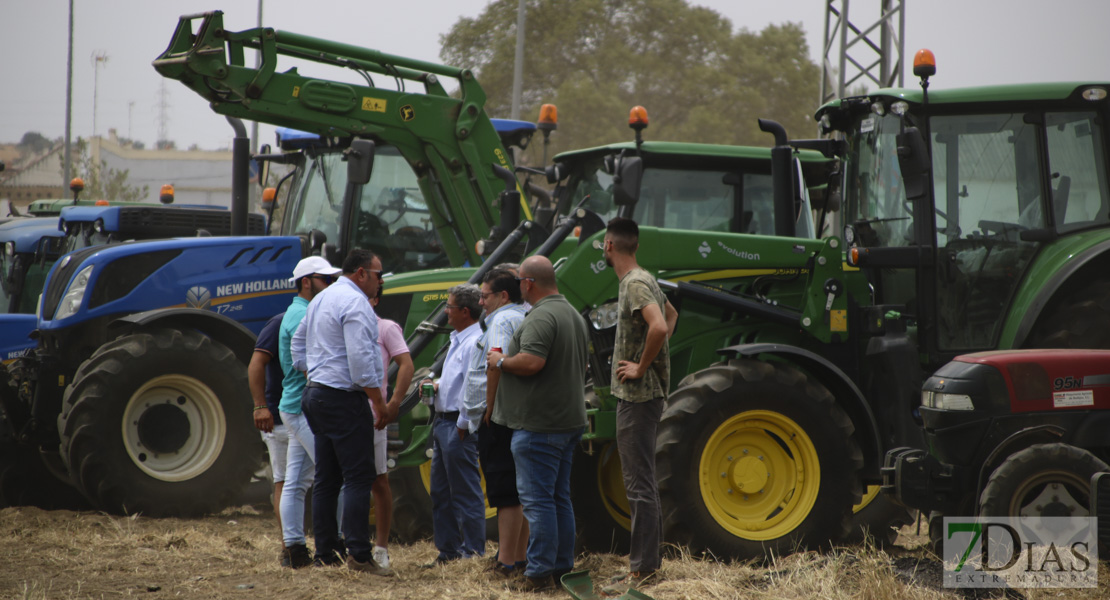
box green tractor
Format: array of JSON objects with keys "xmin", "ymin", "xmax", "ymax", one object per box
[
  {"xmin": 638, "ymin": 59, "xmax": 1110, "ymax": 557},
  {"xmin": 392, "ymin": 56, "xmax": 1110, "ymax": 558}
]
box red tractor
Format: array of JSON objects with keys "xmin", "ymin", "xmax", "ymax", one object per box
[{"xmin": 882, "ymin": 349, "xmax": 1110, "ymax": 548}]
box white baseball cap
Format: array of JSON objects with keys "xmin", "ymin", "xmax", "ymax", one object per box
[{"xmin": 290, "ymin": 256, "xmax": 342, "ymax": 283}]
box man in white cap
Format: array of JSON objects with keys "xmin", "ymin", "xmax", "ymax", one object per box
[{"xmin": 277, "ymin": 256, "xmax": 341, "ymax": 568}]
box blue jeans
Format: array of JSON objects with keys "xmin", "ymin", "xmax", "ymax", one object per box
[
  {"xmin": 430, "ymin": 415, "xmax": 486, "ymax": 560},
  {"xmin": 512, "ymin": 428, "xmax": 582, "ymax": 578},
  {"xmin": 301, "ymin": 386, "xmax": 377, "ymax": 563},
  {"xmin": 279, "ymin": 410, "xmax": 315, "ymax": 546}
]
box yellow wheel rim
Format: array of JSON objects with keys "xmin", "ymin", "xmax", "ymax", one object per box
[
  {"xmin": 853, "ymin": 485, "xmax": 881, "ymax": 514},
  {"xmin": 417, "ymin": 459, "xmax": 498, "ymax": 521},
  {"xmin": 698, "ymin": 409, "xmax": 821, "ymax": 541},
  {"xmin": 594, "ymin": 442, "xmax": 631, "ymax": 531}
]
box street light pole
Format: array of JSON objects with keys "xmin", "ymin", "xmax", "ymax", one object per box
[
  {"xmin": 63, "ymin": 0, "xmax": 74, "ymax": 187},
  {"xmin": 91, "ymin": 51, "xmax": 109, "ymax": 139}
]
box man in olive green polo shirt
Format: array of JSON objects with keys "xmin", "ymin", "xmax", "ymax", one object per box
[{"xmin": 486, "ymin": 255, "xmax": 588, "ymax": 593}]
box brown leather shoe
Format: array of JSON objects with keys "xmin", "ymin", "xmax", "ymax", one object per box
[{"xmin": 345, "ymin": 554, "xmax": 395, "ymax": 577}]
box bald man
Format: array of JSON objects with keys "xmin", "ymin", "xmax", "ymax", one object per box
[{"xmin": 486, "ymin": 256, "xmax": 588, "ymax": 592}]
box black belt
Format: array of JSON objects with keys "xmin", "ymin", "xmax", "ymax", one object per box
[
  {"xmin": 306, "ymin": 381, "xmax": 360, "ymax": 393},
  {"xmin": 436, "ymin": 410, "xmax": 460, "ymax": 421}
]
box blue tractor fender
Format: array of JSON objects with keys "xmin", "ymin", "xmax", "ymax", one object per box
[
  {"xmin": 718, "ymin": 342, "xmax": 884, "ymax": 481},
  {"xmin": 106, "ymin": 307, "xmax": 257, "ymax": 364}
]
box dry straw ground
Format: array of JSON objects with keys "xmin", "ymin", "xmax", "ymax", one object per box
[{"xmin": 2, "ymin": 504, "xmax": 1106, "ymax": 600}]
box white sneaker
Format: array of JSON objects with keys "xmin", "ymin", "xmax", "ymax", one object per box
[{"xmin": 372, "ymin": 546, "xmax": 390, "ymax": 569}]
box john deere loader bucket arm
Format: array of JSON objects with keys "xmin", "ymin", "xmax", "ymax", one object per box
[{"xmin": 153, "ymin": 11, "xmax": 513, "ymax": 265}]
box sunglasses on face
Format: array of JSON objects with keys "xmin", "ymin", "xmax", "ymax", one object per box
[
  {"xmin": 514, "ymin": 276, "xmax": 535, "ymax": 283},
  {"xmin": 311, "ymin": 275, "xmax": 337, "ymax": 285}
]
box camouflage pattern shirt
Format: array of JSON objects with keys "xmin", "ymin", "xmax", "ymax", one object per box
[{"xmin": 610, "ymin": 267, "xmax": 669, "ymax": 403}]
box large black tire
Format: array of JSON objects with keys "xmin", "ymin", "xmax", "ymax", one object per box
[
  {"xmin": 388, "ymin": 460, "xmax": 498, "ymax": 543},
  {"xmin": 57, "ymin": 328, "xmax": 261, "ymax": 517},
  {"xmin": 844, "ymin": 486, "xmax": 914, "ymax": 546},
  {"xmin": 1026, "ymin": 280, "xmax": 1110, "ymax": 348},
  {"xmin": 979, "ymin": 443, "xmax": 1109, "ymax": 518},
  {"xmin": 571, "ymin": 441, "xmax": 631, "ymax": 554},
  {"xmin": 657, "ymin": 358, "xmax": 863, "ymax": 559},
  {"xmin": 389, "ymin": 464, "xmax": 435, "ymax": 542}
]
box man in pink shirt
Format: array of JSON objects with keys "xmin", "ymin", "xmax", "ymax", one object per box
[{"xmin": 369, "ymin": 286, "xmax": 413, "ymax": 568}]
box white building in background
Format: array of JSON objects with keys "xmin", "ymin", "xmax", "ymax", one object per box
[{"xmin": 0, "ymin": 131, "xmax": 239, "ymax": 211}]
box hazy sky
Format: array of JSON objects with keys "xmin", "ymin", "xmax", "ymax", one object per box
[{"xmin": 2, "ymin": 0, "xmax": 1108, "ymax": 150}]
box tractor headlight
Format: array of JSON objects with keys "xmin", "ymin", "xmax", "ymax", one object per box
[
  {"xmin": 3, "ymin": 242, "xmax": 13, "ymax": 257},
  {"xmin": 588, "ymin": 301, "xmax": 619, "ymax": 330},
  {"xmin": 921, "ymin": 390, "xmax": 974, "ymax": 410},
  {"xmin": 54, "ymin": 265, "xmax": 94, "ymax": 320}
]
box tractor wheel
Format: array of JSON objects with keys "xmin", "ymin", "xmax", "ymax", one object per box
[
  {"xmin": 1027, "ymin": 280, "xmax": 1110, "ymax": 348},
  {"xmin": 979, "ymin": 443, "xmax": 1109, "ymax": 518},
  {"xmin": 657, "ymin": 358, "xmax": 862, "ymax": 559},
  {"xmin": 844, "ymin": 486, "xmax": 914, "ymax": 546},
  {"xmin": 389, "ymin": 464, "xmax": 434, "ymax": 542},
  {"xmin": 57, "ymin": 328, "xmax": 260, "ymax": 517},
  {"xmin": 388, "ymin": 460, "xmax": 498, "ymax": 543},
  {"xmin": 571, "ymin": 441, "xmax": 631, "ymax": 554}
]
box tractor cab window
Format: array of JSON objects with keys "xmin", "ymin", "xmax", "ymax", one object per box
[
  {"xmin": 842, "ymin": 113, "xmax": 913, "ymax": 248},
  {"xmin": 62, "ymin": 222, "xmax": 112, "ymax": 254},
  {"xmin": 930, "ymin": 113, "xmax": 1043, "ymax": 350},
  {"xmin": 564, "ymin": 161, "xmax": 814, "ymax": 237},
  {"xmin": 286, "ymin": 146, "xmax": 446, "ymax": 271},
  {"xmin": 564, "ymin": 156, "xmax": 617, "ymax": 218},
  {"xmin": 0, "ymin": 251, "xmax": 18, "ymax": 312},
  {"xmin": 1045, "ymin": 111, "xmax": 1110, "ymax": 233}
]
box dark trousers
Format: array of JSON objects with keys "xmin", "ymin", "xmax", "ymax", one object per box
[
  {"xmin": 616, "ymin": 398, "xmax": 663, "ymax": 572},
  {"xmin": 302, "ymin": 385, "xmax": 377, "ymax": 562}
]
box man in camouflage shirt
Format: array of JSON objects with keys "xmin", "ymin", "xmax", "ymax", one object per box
[{"xmin": 603, "ymin": 217, "xmax": 677, "ymax": 585}]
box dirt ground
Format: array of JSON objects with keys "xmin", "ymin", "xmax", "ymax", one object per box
[{"xmin": 2, "ymin": 502, "xmax": 1106, "ymax": 600}]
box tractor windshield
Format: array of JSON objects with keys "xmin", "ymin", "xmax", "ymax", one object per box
[
  {"xmin": 564, "ymin": 159, "xmax": 814, "ymax": 237},
  {"xmin": 284, "ymin": 146, "xmax": 446, "ymax": 271},
  {"xmin": 842, "ymin": 112, "xmax": 913, "ymax": 248}
]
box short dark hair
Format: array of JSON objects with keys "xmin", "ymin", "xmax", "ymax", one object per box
[
  {"xmin": 342, "ymin": 248, "xmax": 377, "ymax": 274},
  {"xmin": 483, "ymin": 268, "xmax": 522, "ymax": 303},
  {"xmin": 606, "ymin": 217, "xmax": 639, "ymax": 254}
]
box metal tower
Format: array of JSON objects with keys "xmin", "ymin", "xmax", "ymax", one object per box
[{"xmin": 821, "ymin": 0, "xmax": 905, "ymax": 105}]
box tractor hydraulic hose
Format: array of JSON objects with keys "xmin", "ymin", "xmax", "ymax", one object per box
[
  {"xmin": 227, "ymin": 117, "xmax": 249, "ymax": 236},
  {"xmin": 659, "ymin": 279, "xmax": 802, "ymax": 327}
]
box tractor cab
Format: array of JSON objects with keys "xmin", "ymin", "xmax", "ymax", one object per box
[{"xmin": 821, "ymin": 59, "xmax": 1110, "ymax": 364}]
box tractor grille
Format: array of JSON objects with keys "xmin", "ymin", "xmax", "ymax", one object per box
[{"xmin": 116, "ymin": 207, "xmax": 265, "ymax": 237}]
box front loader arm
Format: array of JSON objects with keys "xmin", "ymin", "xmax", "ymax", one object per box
[{"xmin": 153, "ymin": 11, "xmax": 510, "ymax": 263}]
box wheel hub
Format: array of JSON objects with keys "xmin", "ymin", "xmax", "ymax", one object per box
[
  {"xmin": 136, "ymin": 401, "xmax": 191, "ymax": 454},
  {"xmin": 732, "ymin": 455, "xmax": 769, "ymax": 494},
  {"xmin": 122, "ymin": 375, "xmax": 226, "ymax": 482}
]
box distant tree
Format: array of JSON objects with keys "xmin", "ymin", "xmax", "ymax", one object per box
[
  {"xmin": 65, "ymin": 138, "xmax": 149, "ymax": 202},
  {"xmin": 441, "ymin": 0, "xmax": 819, "ymax": 165},
  {"xmin": 19, "ymin": 131, "xmax": 54, "ymax": 155}
]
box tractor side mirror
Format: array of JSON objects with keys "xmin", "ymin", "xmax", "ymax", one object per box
[
  {"xmin": 896, "ymin": 127, "xmax": 931, "ymax": 201},
  {"xmin": 256, "ymin": 143, "xmax": 272, "ymax": 190},
  {"xmin": 345, "ymin": 139, "xmax": 376, "ymax": 185},
  {"xmin": 612, "ymin": 155, "xmax": 643, "ymax": 206}
]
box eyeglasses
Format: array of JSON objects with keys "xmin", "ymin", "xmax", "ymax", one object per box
[
  {"xmin": 479, "ymin": 291, "xmax": 500, "ymax": 299},
  {"xmin": 444, "ymin": 303, "xmax": 460, "ymax": 310},
  {"xmin": 514, "ymin": 276, "xmax": 535, "ymax": 283},
  {"xmin": 311, "ymin": 275, "xmax": 337, "ymax": 285}
]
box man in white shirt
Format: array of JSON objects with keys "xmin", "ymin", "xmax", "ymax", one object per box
[
  {"xmin": 290, "ymin": 249, "xmax": 394, "ymax": 575},
  {"xmin": 424, "ymin": 283, "xmax": 486, "ymax": 565}
]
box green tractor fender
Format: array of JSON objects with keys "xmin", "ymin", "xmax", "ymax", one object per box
[
  {"xmin": 1007, "ymin": 238, "xmax": 1110, "ymax": 348},
  {"xmin": 721, "ymin": 342, "xmax": 883, "ymax": 481},
  {"xmin": 106, "ymin": 307, "xmax": 257, "ymax": 364}
]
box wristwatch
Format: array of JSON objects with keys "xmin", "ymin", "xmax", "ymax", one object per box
[{"xmin": 496, "ymin": 357, "xmax": 505, "ymax": 370}]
